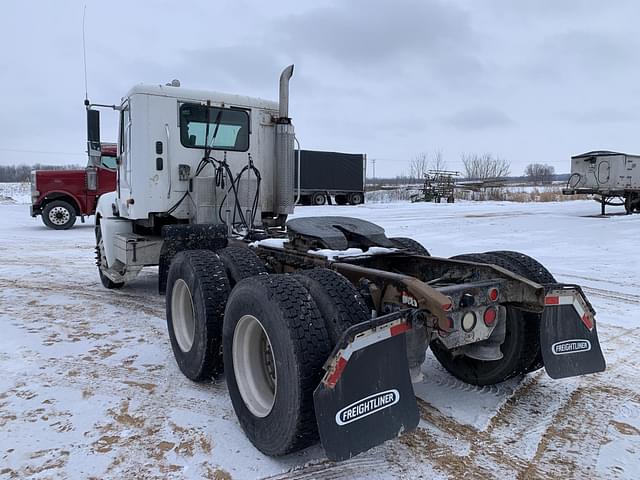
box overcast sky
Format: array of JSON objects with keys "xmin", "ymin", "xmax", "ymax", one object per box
[{"xmin": 1, "ymin": 0, "xmax": 639, "ymax": 176}]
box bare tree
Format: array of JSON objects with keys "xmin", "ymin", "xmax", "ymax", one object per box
[
  {"xmin": 0, "ymin": 163, "xmax": 84, "ymax": 182},
  {"xmin": 524, "ymin": 163, "xmax": 555, "ymax": 185},
  {"xmin": 409, "ymin": 151, "xmax": 448, "ymax": 181},
  {"xmin": 461, "ymin": 153, "xmax": 511, "ymax": 180},
  {"xmin": 409, "ymin": 153, "xmax": 429, "ymax": 181},
  {"xmin": 430, "ymin": 150, "xmax": 447, "ymax": 172}
]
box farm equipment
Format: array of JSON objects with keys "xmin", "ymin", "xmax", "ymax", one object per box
[
  {"xmin": 90, "ymin": 66, "xmax": 606, "ymax": 461},
  {"xmin": 410, "ymin": 170, "xmax": 460, "ymax": 203},
  {"xmin": 563, "ymin": 150, "xmax": 640, "ymax": 214}
]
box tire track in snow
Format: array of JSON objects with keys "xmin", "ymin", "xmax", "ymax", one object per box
[
  {"xmin": 260, "ymin": 455, "xmax": 389, "ymax": 480},
  {"xmin": 581, "ymin": 286, "xmax": 640, "ymax": 306}
]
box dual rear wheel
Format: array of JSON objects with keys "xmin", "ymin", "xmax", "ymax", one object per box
[
  {"xmin": 431, "ymin": 251, "xmax": 555, "ymax": 385},
  {"xmin": 165, "ymin": 249, "xmax": 368, "ymax": 456}
]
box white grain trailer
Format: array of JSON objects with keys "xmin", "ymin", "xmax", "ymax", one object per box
[{"xmin": 563, "ymin": 150, "xmax": 640, "ymax": 214}]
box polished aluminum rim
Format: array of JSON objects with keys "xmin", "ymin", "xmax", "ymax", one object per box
[
  {"xmin": 171, "ymin": 279, "xmax": 196, "ymax": 352},
  {"xmin": 49, "ymin": 206, "xmax": 70, "ymax": 225},
  {"xmin": 232, "ymin": 314, "xmax": 277, "ymax": 418}
]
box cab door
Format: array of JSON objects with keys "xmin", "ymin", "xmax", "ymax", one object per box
[{"xmin": 117, "ymin": 101, "xmax": 131, "ymax": 199}]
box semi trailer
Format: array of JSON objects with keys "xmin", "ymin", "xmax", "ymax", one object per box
[
  {"xmin": 91, "ymin": 66, "xmax": 606, "ymax": 461},
  {"xmin": 563, "ymin": 150, "xmax": 640, "ymax": 214},
  {"xmin": 294, "ymin": 149, "xmax": 366, "ymax": 206}
]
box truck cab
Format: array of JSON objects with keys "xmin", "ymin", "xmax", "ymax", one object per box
[{"xmin": 30, "ymin": 143, "xmax": 117, "ymax": 229}]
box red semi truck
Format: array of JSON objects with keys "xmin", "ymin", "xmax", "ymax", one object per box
[{"xmin": 30, "ymin": 143, "xmax": 117, "ymax": 229}]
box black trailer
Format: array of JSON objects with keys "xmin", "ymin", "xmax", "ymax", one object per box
[{"xmin": 295, "ymin": 150, "xmax": 366, "ymax": 206}]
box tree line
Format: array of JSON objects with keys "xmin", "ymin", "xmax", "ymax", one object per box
[
  {"xmin": 406, "ymin": 152, "xmax": 555, "ymax": 183},
  {"xmin": 0, "ymin": 164, "xmax": 83, "ymax": 183}
]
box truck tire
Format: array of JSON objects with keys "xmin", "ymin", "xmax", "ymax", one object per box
[
  {"xmin": 430, "ymin": 252, "xmax": 539, "ymax": 385},
  {"xmin": 486, "ymin": 250, "xmax": 556, "ymax": 373},
  {"xmin": 294, "ymin": 268, "xmax": 370, "ymax": 346},
  {"xmin": 223, "ymin": 274, "xmax": 331, "ymax": 456},
  {"xmin": 217, "ymin": 246, "xmax": 269, "ymax": 287},
  {"xmin": 166, "ymin": 250, "xmax": 230, "ymax": 381},
  {"xmin": 95, "ymin": 226, "xmax": 124, "ymax": 289},
  {"xmin": 334, "ymin": 194, "xmax": 348, "ymax": 205},
  {"xmin": 348, "ymin": 192, "xmax": 364, "ymax": 205},
  {"xmin": 390, "ymin": 237, "xmax": 431, "ymax": 256},
  {"xmin": 42, "ymin": 200, "xmax": 76, "ymax": 230},
  {"xmin": 311, "ymin": 192, "xmax": 326, "ymax": 206}
]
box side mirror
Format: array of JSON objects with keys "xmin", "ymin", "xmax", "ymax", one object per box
[{"xmin": 87, "ymin": 109, "xmax": 101, "ymax": 156}]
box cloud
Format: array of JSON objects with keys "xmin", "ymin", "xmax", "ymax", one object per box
[
  {"xmin": 561, "ymin": 107, "xmax": 638, "ymax": 125},
  {"xmin": 446, "ymin": 107, "xmax": 514, "ymax": 130}
]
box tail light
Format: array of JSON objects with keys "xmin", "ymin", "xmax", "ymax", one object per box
[
  {"xmin": 488, "ymin": 288, "xmax": 499, "ymax": 302},
  {"xmin": 483, "ymin": 307, "xmax": 497, "ymax": 326},
  {"xmin": 442, "ymin": 297, "xmax": 453, "ymax": 311},
  {"xmin": 438, "ymin": 316, "xmax": 454, "ymax": 337}
]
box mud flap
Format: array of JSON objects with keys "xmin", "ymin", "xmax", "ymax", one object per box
[
  {"xmin": 541, "ymin": 286, "xmax": 606, "ymax": 379},
  {"xmin": 313, "ymin": 312, "xmax": 420, "ymax": 462}
]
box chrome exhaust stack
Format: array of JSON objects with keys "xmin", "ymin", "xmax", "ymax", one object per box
[
  {"xmin": 278, "ymin": 64, "xmax": 294, "ymax": 121},
  {"xmin": 274, "ymin": 65, "xmax": 296, "ymax": 216}
]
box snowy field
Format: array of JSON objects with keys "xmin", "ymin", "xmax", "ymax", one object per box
[{"xmin": 1, "ymin": 195, "xmax": 639, "ymax": 479}]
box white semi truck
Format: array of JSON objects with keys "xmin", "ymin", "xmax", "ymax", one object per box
[{"xmin": 90, "ymin": 66, "xmax": 606, "ymax": 461}]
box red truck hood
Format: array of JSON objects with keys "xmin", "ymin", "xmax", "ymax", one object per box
[{"xmin": 34, "ymin": 169, "xmax": 87, "ymax": 179}]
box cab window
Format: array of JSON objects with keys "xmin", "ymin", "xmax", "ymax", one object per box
[
  {"xmin": 179, "ymin": 104, "xmax": 249, "ymax": 151},
  {"xmin": 101, "ymin": 155, "xmax": 117, "ymax": 170}
]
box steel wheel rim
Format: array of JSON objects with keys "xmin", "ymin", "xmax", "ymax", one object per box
[
  {"xmin": 171, "ymin": 279, "xmax": 196, "ymax": 352},
  {"xmin": 232, "ymin": 314, "xmax": 277, "ymax": 418},
  {"xmin": 49, "ymin": 206, "xmax": 70, "ymax": 225}
]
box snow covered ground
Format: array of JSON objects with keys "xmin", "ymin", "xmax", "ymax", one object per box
[
  {"xmin": 1, "ymin": 196, "xmax": 639, "ymax": 479},
  {"xmin": 0, "ymin": 183, "xmax": 30, "ymax": 205}
]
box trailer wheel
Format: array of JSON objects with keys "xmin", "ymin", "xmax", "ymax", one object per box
[
  {"xmin": 335, "ymin": 194, "xmax": 348, "ymax": 205},
  {"xmin": 42, "ymin": 200, "xmax": 76, "ymax": 230},
  {"xmin": 311, "ymin": 192, "xmax": 326, "ymax": 206},
  {"xmin": 486, "ymin": 250, "xmax": 556, "ymax": 373},
  {"xmin": 348, "ymin": 192, "xmax": 364, "ymax": 205},
  {"xmin": 390, "ymin": 237, "xmax": 430, "ymax": 256},
  {"xmin": 166, "ymin": 250, "xmax": 230, "ymax": 381},
  {"xmin": 95, "ymin": 226, "xmax": 124, "ymax": 289},
  {"xmin": 430, "ymin": 252, "xmax": 540, "ymax": 385},
  {"xmin": 295, "ymin": 268, "xmax": 370, "ymax": 346},
  {"xmin": 217, "ymin": 246, "xmax": 269, "ymax": 287},
  {"xmin": 223, "ymin": 274, "xmax": 331, "ymax": 456}
]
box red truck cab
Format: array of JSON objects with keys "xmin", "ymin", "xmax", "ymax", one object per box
[{"xmin": 30, "ymin": 143, "xmax": 117, "ymax": 229}]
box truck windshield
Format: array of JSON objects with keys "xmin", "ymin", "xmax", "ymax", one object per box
[{"xmin": 179, "ymin": 104, "xmax": 249, "ymax": 151}]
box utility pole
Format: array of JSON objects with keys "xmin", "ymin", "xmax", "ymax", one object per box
[{"xmin": 371, "ymin": 158, "xmax": 376, "ymax": 184}]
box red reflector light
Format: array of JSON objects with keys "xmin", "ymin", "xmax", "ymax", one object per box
[
  {"xmin": 438, "ymin": 316, "xmax": 454, "ymax": 337},
  {"xmin": 390, "ymin": 322, "xmax": 411, "ymax": 336},
  {"xmin": 483, "ymin": 307, "xmax": 497, "ymax": 326},
  {"xmin": 545, "ymin": 296, "xmax": 560, "ymax": 305},
  {"xmin": 325, "ymin": 356, "xmax": 348, "ymax": 388},
  {"xmin": 581, "ymin": 313, "xmax": 594, "ymax": 331},
  {"xmin": 488, "ymin": 288, "xmax": 499, "ymax": 302},
  {"xmin": 442, "ymin": 297, "xmax": 453, "ymax": 311}
]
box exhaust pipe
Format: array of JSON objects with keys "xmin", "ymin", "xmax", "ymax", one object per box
[
  {"xmin": 274, "ymin": 65, "xmax": 296, "ymax": 216},
  {"xmin": 279, "ymin": 64, "xmax": 294, "ymax": 120}
]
